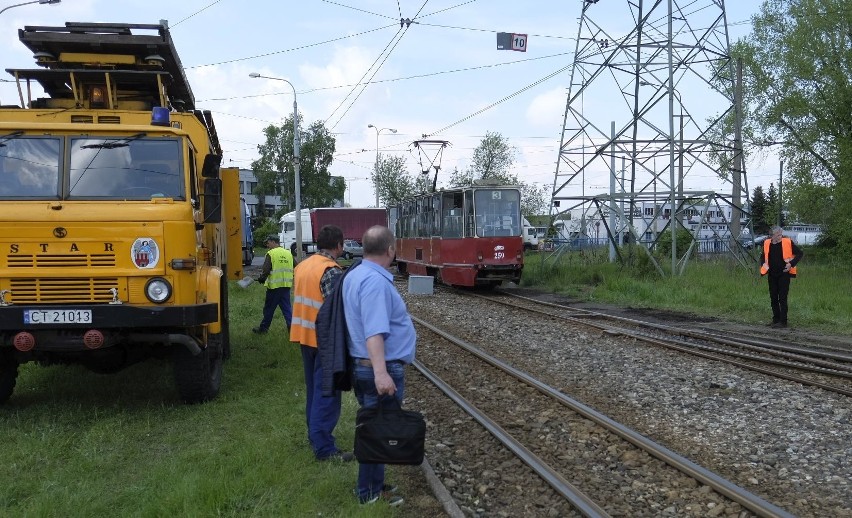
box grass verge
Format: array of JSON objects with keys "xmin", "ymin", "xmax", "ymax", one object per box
[
  {"xmin": 0, "ymin": 282, "xmax": 400, "ymax": 517},
  {"xmin": 521, "ymin": 248, "xmax": 852, "ymax": 335}
]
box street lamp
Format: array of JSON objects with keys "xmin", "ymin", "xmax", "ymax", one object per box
[
  {"xmin": 367, "ymin": 124, "xmax": 397, "ymax": 207},
  {"xmin": 249, "ymin": 72, "xmax": 303, "ymax": 261},
  {"xmin": 0, "ymin": 0, "xmax": 60, "ymax": 16}
]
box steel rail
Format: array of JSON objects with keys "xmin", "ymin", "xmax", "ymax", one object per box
[
  {"xmin": 473, "ymin": 292, "xmax": 852, "ymax": 396},
  {"xmin": 413, "ymin": 360, "xmax": 610, "ymax": 518},
  {"xmin": 501, "ymin": 291, "xmax": 852, "ymax": 370},
  {"xmin": 412, "ymin": 315, "xmax": 796, "ymax": 518}
]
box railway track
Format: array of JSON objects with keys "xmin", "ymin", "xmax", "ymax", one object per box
[
  {"xmin": 467, "ymin": 289, "xmax": 852, "ymax": 397},
  {"xmin": 409, "ymin": 315, "xmax": 794, "ymax": 517}
]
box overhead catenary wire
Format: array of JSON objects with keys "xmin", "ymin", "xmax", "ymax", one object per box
[
  {"xmin": 425, "ymin": 63, "xmax": 572, "ymax": 137},
  {"xmin": 186, "ymin": 24, "xmax": 396, "ymax": 69},
  {"xmin": 170, "ymin": 0, "xmax": 222, "ymax": 28},
  {"xmin": 324, "ymin": 26, "xmax": 407, "ymax": 129},
  {"xmin": 197, "ymin": 51, "xmax": 572, "ymax": 102},
  {"xmin": 319, "ymin": 0, "xmax": 397, "ymax": 20},
  {"xmin": 323, "ymin": 0, "xmax": 433, "ymax": 130}
]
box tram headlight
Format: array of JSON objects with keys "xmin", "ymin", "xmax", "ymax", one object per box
[{"xmin": 144, "ymin": 277, "xmax": 172, "ymax": 303}]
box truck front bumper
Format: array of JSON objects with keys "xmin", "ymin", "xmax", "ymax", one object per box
[{"xmin": 0, "ymin": 303, "xmax": 218, "ymax": 331}]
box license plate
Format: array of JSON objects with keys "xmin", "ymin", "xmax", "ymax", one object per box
[{"xmin": 24, "ymin": 309, "xmax": 93, "ymax": 325}]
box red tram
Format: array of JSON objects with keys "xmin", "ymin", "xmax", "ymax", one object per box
[{"xmin": 389, "ymin": 185, "xmax": 524, "ymax": 287}]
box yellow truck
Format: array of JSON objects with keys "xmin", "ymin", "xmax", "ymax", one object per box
[{"xmin": 0, "ymin": 22, "xmax": 242, "ymax": 404}]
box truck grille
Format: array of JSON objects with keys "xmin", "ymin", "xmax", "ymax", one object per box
[
  {"xmin": 6, "ymin": 254, "xmax": 116, "ymax": 268},
  {"xmin": 9, "ymin": 278, "xmax": 119, "ymax": 304}
]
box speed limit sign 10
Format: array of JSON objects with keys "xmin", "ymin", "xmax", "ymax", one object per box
[
  {"xmin": 496, "ymin": 32, "xmax": 528, "ymax": 52},
  {"xmin": 511, "ymin": 33, "xmax": 527, "ymax": 52}
]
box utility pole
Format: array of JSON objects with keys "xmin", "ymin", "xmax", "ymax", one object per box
[{"xmin": 778, "ymin": 160, "xmax": 783, "ymax": 227}]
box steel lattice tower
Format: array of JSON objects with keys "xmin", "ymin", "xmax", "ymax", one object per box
[{"xmin": 550, "ymin": 0, "xmax": 749, "ymax": 274}]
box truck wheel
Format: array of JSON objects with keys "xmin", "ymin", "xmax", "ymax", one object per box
[
  {"xmin": 173, "ymin": 335, "xmax": 223, "ymax": 404},
  {"xmin": 0, "ymin": 350, "xmax": 19, "ymax": 404}
]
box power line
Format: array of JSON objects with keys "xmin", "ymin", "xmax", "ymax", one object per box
[
  {"xmin": 186, "ymin": 24, "xmax": 396, "ymax": 69},
  {"xmin": 425, "ymin": 63, "xmax": 571, "ymax": 137},
  {"xmin": 198, "ymin": 51, "xmax": 571, "ymax": 102},
  {"xmin": 419, "ymin": 0, "xmax": 479, "ymax": 19},
  {"xmin": 325, "ymin": 26, "xmax": 408, "ymax": 129},
  {"xmin": 171, "ymin": 0, "xmax": 222, "ymax": 28},
  {"xmin": 319, "ymin": 0, "xmax": 397, "ymax": 20}
]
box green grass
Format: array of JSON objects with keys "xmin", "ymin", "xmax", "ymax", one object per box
[
  {"xmin": 522, "ymin": 248, "xmax": 852, "ymax": 335},
  {"xmin": 0, "ymin": 282, "xmax": 398, "ymax": 517}
]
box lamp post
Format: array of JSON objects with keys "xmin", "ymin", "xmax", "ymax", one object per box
[
  {"xmin": 249, "ymin": 72, "xmax": 303, "ymax": 261},
  {"xmin": 0, "ymin": 0, "xmax": 60, "ymax": 16},
  {"xmin": 367, "ymin": 124, "xmax": 397, "ymax": 207}
]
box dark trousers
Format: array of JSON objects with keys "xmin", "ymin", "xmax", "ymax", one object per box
[
  {"xmin": 301, "ymin": 345, "xmax": 342, "ymax": 459},
  {"xmin": 259, "ymin": 287, "xmax": 291, "ymax": 331},
  {"xmin": 768, "ymin": 274, "xmax": 791, "ymax": 323},
  {"xmin": 352, "ymin": 361, "xmax": 406, "ymax": 501}
]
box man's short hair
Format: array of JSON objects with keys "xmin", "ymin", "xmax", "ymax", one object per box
[
  {"xmin": 266, "ymin": 235, "xmax": 280, "ymax": 243},
  {"xmin": 362, "ymin": 226, "xmax": 394, "ymax": 255},
  {"xmin": 317, "ymin": 225, "xmax": 344, "ymax": 250}
]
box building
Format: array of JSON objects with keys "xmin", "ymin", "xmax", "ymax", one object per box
[
  {"xmin": 238, "ymin": 169, "xmax": 285, "ymax": 219},
  {"xmin": 238, "ymin": 168, "xmax": 345, "ymax": 219}
]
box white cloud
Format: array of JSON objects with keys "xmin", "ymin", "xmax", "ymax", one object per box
[{"xmin": 526, "ymin": 87, "xmax": 566, "ymax": 128}]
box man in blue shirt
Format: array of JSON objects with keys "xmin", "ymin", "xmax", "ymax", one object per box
[{"xmin": 343, "ymin": 226, "xmax": 416, "ymax": 507}]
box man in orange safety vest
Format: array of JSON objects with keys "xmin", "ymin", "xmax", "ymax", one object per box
[{"xmin": 760, "ymin": 225, "xmax": 803, "ymax": 328}]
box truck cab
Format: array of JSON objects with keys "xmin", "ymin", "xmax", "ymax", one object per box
[
  {"xmin": 0, "ymin": 22, "xmax": 241, "ymax": 404},
  {"xmin": 522, "ymin": 217, "xmax": 539, "ymax": 251}
]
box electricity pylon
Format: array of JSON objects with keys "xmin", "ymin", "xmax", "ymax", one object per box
[{"xmin": 550, "ymin": 0, "xmax": 750, "ymax": 275}]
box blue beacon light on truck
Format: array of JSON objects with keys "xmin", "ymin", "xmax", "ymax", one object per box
[{"xmin": 151, "ymin": 106, "xmax": 170, "ymax": 126}]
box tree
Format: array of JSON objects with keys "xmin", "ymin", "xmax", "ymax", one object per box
[
  {"xmin": 750, "ymin": 185, "xmax": 770, "ymax": 235},
  {"xmin": 735, "ymin": 0, "xmax": 852, "ymax": 253},
  {"xmin": 374, "ymin": 154, "xmax": 418, "ymax": 206},
  {"xmin": 766, "ymin": 183, "xmax": 786, "ymax": 229},
  {"xmin": 448, "ymin": 132, "xmax": 549, "ymax": 218},
  {"xmin": 251, "ymin": 116, "xmax": 343, "ymax": 218}
]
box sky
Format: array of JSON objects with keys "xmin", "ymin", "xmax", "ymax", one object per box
[{"xmin": 0, "ymin": 0, "xmax": 775, "ymax": 208}]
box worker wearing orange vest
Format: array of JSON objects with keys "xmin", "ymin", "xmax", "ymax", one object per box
[
  {"xmin": 291, "ymin": 225, "xmax": 353, "ymax": 461},
  {"xmin": 760, "ymin": 226, "xmax": 803, "ymax": 328}
]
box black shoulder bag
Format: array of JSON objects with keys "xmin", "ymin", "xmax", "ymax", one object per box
[{"xmin": 354, "ymin": 397, "xmax": 425, "ymax": 465}]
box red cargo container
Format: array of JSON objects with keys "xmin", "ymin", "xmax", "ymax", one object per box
[{"xmin": 310, "ymin": 208, "xmax": 387, "ymax": 242}]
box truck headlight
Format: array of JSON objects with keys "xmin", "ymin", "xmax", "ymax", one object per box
[{"xmin": 145, "ymin": 278, "xmax": 172, "ymax": 303}]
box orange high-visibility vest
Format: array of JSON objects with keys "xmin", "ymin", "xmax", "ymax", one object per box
[
  {"xmin": 761, "ymin": 237, "xmax": 797, "ymax": 276},
  {"xmin": 290, "ymin": 254, "xmax": 340, "ymax": 347}
]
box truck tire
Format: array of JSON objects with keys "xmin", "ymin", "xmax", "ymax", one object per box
[
  {"xmin": 0, "ymin": 350, "xmax": 19, "ymax": 404},
  {"xmin": 174, "ymin": 335, "xmax": 223, "ymax": 404}
]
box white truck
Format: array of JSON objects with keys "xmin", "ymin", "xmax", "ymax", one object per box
[{"xmin": 522, "ymin": 217, "xmax": 540, "ymax": 251}]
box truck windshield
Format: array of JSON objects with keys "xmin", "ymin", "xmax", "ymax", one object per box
[
  {"xmin": 474, "ymin": 188, "xmax": 521, "ymax": 237},
  {"xmin": 0, "ymin": 137, "xmax": 61, "ymax": 198},
  {"xmin": 69, "ymin": 137, "xmax": 183, "ymax": 200}
]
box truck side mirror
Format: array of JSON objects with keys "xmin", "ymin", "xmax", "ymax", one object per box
[
  {"xmin": 202, "ymin": 178, "xmax": 222, "ymax": 223},
  {"xmin": 201, "ymin": 154, "xmax": 222, "ymax": 178}
]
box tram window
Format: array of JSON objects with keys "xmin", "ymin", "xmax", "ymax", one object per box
[
  {"xmin": 474, "ymin": 188, "xmax": 521, "ymax": 237},
  {"xmin": 441, "ymin": 192, "xmax": 463, "ymax": 238},
  {"xmin": 464, "ymin": 190, "xmax": 475, "ymax": 237},
  {"xmin": 431, "ymin": 194, "xmax": 441, "ymax": 236}
]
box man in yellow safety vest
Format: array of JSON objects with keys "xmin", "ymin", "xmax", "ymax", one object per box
[{"xmin": 252, "ymin": 235, "xmax": 294, "ymax": 334}]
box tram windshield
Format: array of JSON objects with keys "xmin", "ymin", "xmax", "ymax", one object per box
[{"xmin": 474, "ymin": 188, "xmax": 521, "ymax": 237}]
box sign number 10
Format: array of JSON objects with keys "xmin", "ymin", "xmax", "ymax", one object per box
[{"xmin": 512, "ymin": 34, "xmax": 527, "ymax": 52}]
